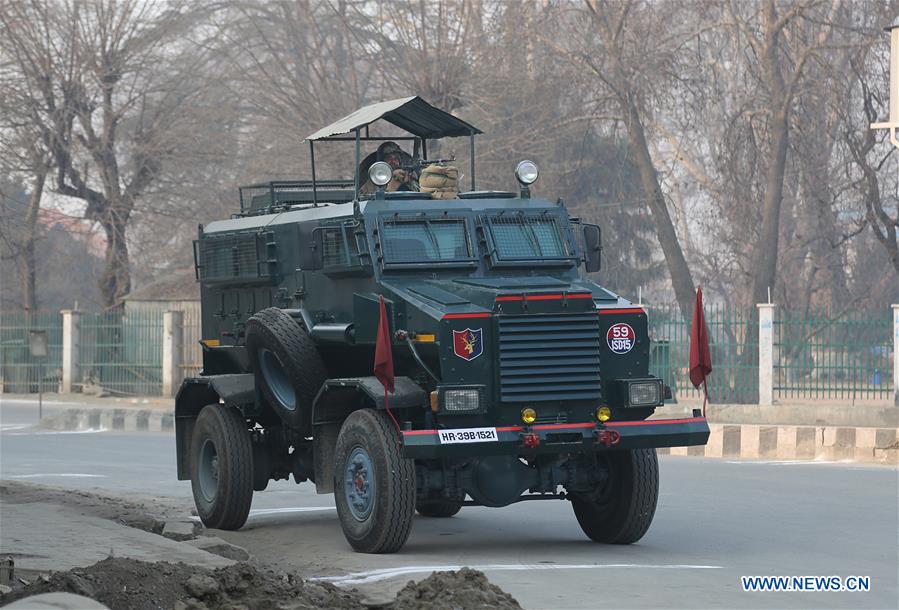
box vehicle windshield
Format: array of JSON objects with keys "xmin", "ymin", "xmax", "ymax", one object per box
[
  {"xmin": 486, "ymin": 213, "xmax": 571, "ymax": 259},
  {"xmin": 381, "ymin": 218, "xmax": 472, "ymax": 263}
]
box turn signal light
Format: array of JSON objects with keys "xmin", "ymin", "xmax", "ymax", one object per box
[
  {"xmin": 521, "ymin": 408, "xmax": 537, "ymax": 424},
  {"xmin": 597, "ymin": 406, "xmax": 611, "ymax": 422}
]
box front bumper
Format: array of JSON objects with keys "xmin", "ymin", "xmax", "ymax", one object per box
[{"xmin": 401, "ymin": 417, "xmax": 710, "ymax": 459}]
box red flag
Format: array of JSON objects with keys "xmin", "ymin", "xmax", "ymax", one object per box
[
  {"xmin": 374, "ymin": 295, "xmax": 395, "ymax": 393},
  {"xmin": 689, "ymin": 286, "xmax": 712, "ymax": 389}
]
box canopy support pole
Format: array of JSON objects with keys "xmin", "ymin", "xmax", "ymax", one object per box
[
  {"xmin": 469, "ymin": 132, "xmax": 476, "ymax": 191},
  {"xmin": 354, "ymin": 128, "xmax": 361, "ymax": 199},
  {"xmin": 310, "ymin": 140, "xmax": 318, "ymax": 206}
]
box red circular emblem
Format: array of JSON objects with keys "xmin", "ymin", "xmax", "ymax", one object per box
[{"xmin": 607, "ymin": 323, "xmax": 635, "ymax": 354}]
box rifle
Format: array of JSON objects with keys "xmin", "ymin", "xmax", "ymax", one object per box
[{"xmin": 397, "ymin": 156, "xmax": 457, "ymax": 173}]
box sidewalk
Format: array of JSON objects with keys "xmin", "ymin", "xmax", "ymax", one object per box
[{"xmin": 0, "ymin": 482, "xmax": 232, "ymax": 579}]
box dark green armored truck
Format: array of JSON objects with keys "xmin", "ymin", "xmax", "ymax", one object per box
[{"xmin": 175, "ymin": 96, "xmax": 710, "ymax": 553}]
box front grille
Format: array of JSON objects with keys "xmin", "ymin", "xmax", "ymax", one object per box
[{"xmin": 498, "ymin": 313, "xmax": 602, "ymax": 402}]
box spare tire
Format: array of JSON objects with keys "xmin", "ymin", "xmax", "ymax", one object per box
[{"xmin": 245, "ymin": 308, "xmax": 327, "ymax": 432}]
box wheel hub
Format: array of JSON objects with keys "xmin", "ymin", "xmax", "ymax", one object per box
[
  {"xmin": 198, "ymin": 439, "xmax": 220, "ymax": 503},
  {"xmin": 258, "ymin": 348, "xmax": 296, "ymax": 410},
  {"xmin": 344, "ymin": 446, "xmax": 375, "ymax": 521}
]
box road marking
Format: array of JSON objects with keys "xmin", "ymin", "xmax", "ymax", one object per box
[
  {"xmin": 311, "ymin": 563, "xmax": 723, "ymax": 586},
  {"xmin": 724, "ymin": 460, "xmax": 852, "ymax": 466},
  {"xmin": 0, "ymin": 424, "xmax": 31, "ymax": 431},
  {"xmin": 6, "ymin": 427, "xmax": 108, "ymax": 436},
  {"xmin": 249, "ymin": 506, "xmax": 336, "ymax": 516},
  {"xmin": 6, "ymin": 473, "xmax": 107, "ymax": 479},
  {"xmin": 188, "ymin": 506, "xmax": 336, "ymax": 522},
  {"xmin": 0, "ymin": 399, "xmax": 83, "ymax": 405}
]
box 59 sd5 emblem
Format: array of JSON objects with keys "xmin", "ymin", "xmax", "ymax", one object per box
[
  {"xmin": 453, "ymin": 328, "xmax": 483, "ymax": 361},
  {"xmin": 607, "ymin": 322, "xmax": 635, "ymax": 355}
]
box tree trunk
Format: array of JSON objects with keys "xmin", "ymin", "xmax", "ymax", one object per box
[
  {"xmin": 99, "ymin": 209, "xmax": 131, "ymax": 309},
  {"xmin": 624, "ymin": 103, "xmax": 697, "ymax": 322},
  {"xmin": 750, "ymin": 109, "xmax": 790, "ymax": 305},
  {"xmin": 19, "ymin": 168, "xmax": 46, "ymax": 311}
]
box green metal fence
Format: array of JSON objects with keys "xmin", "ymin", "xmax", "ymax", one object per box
[
  {"xmin": 180, "ymin": 306, "xmax": 203, "ymax": 378},
  {"xmin": 79, "ymin": 310, "xmax": 163, "ymax": 395},
  {"xmin": 774, "ymin": 308, "xmax": 893, "ymax": 400},
  {"xmin": 0, "ymin": 311, "xmax": 63, "ymax": 393},
  {"xmin": 648, "ymin": 304, "xmax": 759, "ymax": 404},
  {"xmin": 0, "ymin": 306, "xmax": 895, "ymax": 401}
]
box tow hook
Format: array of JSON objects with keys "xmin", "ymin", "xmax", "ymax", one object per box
[{"xmin": 596, "ymin": 428, "xmax": 620, "ymax": 447}]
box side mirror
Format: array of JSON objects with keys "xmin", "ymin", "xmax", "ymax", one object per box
[{"xmin": 582, "ymin": 223, "xmax": 602, "ymax": 273}]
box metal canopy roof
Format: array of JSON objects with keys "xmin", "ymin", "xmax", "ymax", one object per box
[{"xmin": 305, "ymin": 96, "xmax": 482, "ymax": 141}]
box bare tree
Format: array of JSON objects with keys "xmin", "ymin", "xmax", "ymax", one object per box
[
  {"xmin": 848, "ymin": 53, "xmax": 899, "ymax": 274},
  {"xmin": 547, "ymin": 0, "xmax": 698, "ymax": 322},
  {"xmin": 0, "ymin": 0, "xmax": 219, "ymax": 308}
]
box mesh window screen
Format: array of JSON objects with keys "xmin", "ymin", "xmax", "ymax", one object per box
[
  {"xmin": 382, "ymin": 219, "xmax": 469, "ymax": 263},
  {"xmin": 322, "ymin": 229, "xmax": 345, "ymax": 266},
  {"xmin": 321, "ymin": 225, "xmax": 361, "ymax": 267},
  {"xmin": 489, "ymin": 215, "xmax": 567, "ymax": 258},
  {"xmin": 200, "ymin": 234, "xmax": 259, "ymax": 280}
]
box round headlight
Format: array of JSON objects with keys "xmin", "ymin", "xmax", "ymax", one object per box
[
  {"xmin": 597, "ymin": 406, "xmax": 611, "ymax": 423},
  {"xmin": 515, "ymin": 160, "xmax": 539, "ymax": 185},
  {"xmin": 521, "ymin": 407, "xmax": 537, "ymax": 425},
  {"xmin": 369, "ymin": 161, "xmax": 393, "ymax": 187}
]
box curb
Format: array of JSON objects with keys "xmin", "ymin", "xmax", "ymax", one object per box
[
  {"xmin": 39, "ymin": 408, "xmax": 174, "ymax": 433},
  {"xmin": 657, "ymin": 423, "xmax": 899, "ymax": 465},
  {"xmin": 34, "ymin": 410, "xmax": 899, "ymax": 465}
]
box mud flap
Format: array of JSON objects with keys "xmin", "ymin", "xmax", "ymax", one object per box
[{"xmin": 313, "ymin": 422, "xmax": 340, "ymax": 494}]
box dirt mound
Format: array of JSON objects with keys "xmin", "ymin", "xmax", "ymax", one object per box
[
  {"xmin": 0, "ymin": 558, "xmax": 359, "ymax": 610},
  {"xmin": 391, "ymin": 567, "xmax": 521, "ymax": 610}
]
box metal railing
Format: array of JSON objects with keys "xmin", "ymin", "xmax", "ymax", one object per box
[
  {"xmin": 0, "ymin": 305, "xmax": 895, "ymax": 402},
  {"xmin": 180, "ymin": 306, "xmax": 203, "ymax": 378},
  {"xmin": 774, "ymin": 308, "xmax": 893, "ymax": 400},
  {"xmin": 648, "ymin": 304, "xmax": 759, "ymax": 404},
  {"xmin": 0, "ymin": 310, "xmax": 63, "ymax": 393},
  {"xmin": 78, "ymin": 311, "xmax": 163, "ymax": 396}
]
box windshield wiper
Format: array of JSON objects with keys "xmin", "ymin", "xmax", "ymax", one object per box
[
  {"xmin": 421, "ymin": 220, "xmax": 441, "ymax": 257},
  {"xmin": 520, "ymin": 215, "xmax": 544, "ymax": 256}
]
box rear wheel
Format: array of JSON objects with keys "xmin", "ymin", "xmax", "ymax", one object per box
[
  {"xmin": 245, "ymin": 308, "xmax": 327, "ymax": 432},
  {"xmin": 571, "ymin": 448, "xmax": 658, "ymax": 544},
  {"xmin": 334, "ymin": 410, "xmax": 415, "ymax": 553},
  {"xmin": 190, "ymin": 404, "xmax": 254, "ymax": 530}
]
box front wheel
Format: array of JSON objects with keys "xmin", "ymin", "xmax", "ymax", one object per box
[
  {"xmin": 190, "ymin": 404, "xmax": 254, "ymax": 530},
  {"xmin": 334, "ymin": 410, "xmax": 415, "ymax": 553},
  {"xmin": 571, "ymin": 448, "xmax": 659, "ymax": 544}
]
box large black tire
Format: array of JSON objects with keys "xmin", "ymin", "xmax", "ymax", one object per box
[
  {"xmin": 190, "ymin": 404, "xmax": 254, "ymax": 530},
  {"xmin": 334, "ymin": 410, "xmax": 415, "ymax": 553},
  {"xmin": 416, "ymin": 493, "xmax": 464, "ymax": 518},
  {"xmin": 245, "ymin": 308, "xmax": 327, "ymax": 432},
  {"xmin": 571, "ymin": 448, "xmax": 659, "ymax": 544}
]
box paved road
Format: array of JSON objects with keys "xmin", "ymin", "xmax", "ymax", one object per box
[{"xmin": 1, "ymin": 401, "xmax": 896, "ymax": 609}]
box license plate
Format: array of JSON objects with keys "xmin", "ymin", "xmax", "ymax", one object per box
[{"xmin": 437, "ymin": 427, "xmax": 498, "ymax": 444}]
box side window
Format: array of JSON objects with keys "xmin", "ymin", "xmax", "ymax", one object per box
[{"xmin": 319, "ymin": 222, "xmax": 369, "ymax": 276}]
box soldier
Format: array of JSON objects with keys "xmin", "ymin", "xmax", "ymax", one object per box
[{"xmin": 360, "ymin": 141, "xmax": 418, "ymax": 194}]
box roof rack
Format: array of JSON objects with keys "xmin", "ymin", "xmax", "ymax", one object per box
[{"xmin": 238, "ymin": 180, "xmax": 354, "ymax": 215}]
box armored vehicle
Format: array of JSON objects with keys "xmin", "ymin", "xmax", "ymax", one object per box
[{"xmin": 175, "ymin": 96, "xmax": 710, "ymax": 553}]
